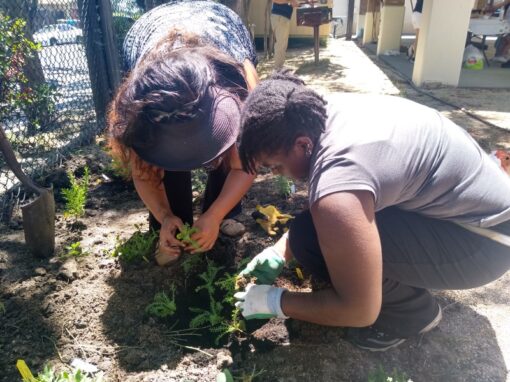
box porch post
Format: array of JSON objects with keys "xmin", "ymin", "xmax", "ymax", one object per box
[
  {"xmin": 377, "ymin": 0, "xmax": 405, "ymax": 55},
  {"xmin": 362, "ymin": 0, "xmax": 380, "ymax": 45},
  {"xmin": 412, "ymin": 0, "xmax": 474, "ymax": 86}
]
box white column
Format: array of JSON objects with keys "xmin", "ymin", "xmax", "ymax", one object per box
[
  {"xmin": 377, "ymin": 1, "xmax": 405, "ymax": 55},
  {"xmin": 412, "ymin": 0, "xmax": 474, "ymax": 87}
]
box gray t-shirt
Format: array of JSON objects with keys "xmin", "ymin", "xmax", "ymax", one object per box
[{"xmin": 308, "ymin": 93, "xmax": 510, "ymax": 228}]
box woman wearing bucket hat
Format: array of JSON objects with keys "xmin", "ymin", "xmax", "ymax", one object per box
[{"xmin": 108, "ymin": 1, "xmax": 258, "ymax": 264}]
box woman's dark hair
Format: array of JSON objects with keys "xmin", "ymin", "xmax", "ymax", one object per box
[
  {"xmin": 239, "ymin": 70, "xmax": 327, "ymax": 174},
  {"xmin": 108, "ymin": 30, "xmax": 248, "ymax": 182}
]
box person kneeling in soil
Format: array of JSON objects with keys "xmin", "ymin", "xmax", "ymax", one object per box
[
  {"xmin": 108, "ymin": 2, "xmax": 258, "ymax": 264},
  {"xmin": 234, "ymin": 71, "xmax": 510, "ymax": 351}
]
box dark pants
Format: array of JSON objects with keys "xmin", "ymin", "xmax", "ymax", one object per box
[
  {"xmin": 149, "ymin": 168, "xmax": 242, "ymax": 230},
  {"xmin": 288, "ymin": 208, "xmax": 510, "ymax": 336}
]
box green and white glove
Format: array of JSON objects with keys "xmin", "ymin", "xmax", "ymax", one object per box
[
  {"xmin": 239, "ymin": 247, "xmax": 285, "ymax": 284},
  {"xmin": 234, "ymin": 283, "xmax": 288, "ymax": 320}
]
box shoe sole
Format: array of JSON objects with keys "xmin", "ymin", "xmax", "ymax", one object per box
[{"xmin": 356, "ymin": 305, "xmax": 442, "ymax": 352}]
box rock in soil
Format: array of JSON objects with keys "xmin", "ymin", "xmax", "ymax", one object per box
[
  {"xmin": 58, "ymin": 259, "xmax": 80, "ymax": 281},
  {"xmin": 220, "ymin": 219, "xmax": 246, "ymax": 237}
]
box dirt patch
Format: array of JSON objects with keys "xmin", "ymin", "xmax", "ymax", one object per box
[{"xmin": 1, "ymin": 40, "xmax": 510, "ymax": 382}]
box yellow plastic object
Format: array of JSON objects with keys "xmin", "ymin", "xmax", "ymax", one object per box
[
  {"xmin": 254, "ymin": 205, "xmax": 294, "ymax": 235},
  {"xmin": 16, "ymin": 360, "xmax": 36, "ymax": 382},
  {"xmin": 295, "ymin": 267, "xmax": 304, "ymax": 280}
]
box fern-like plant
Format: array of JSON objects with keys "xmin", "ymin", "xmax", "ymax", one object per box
[
  {"xmin": 62, "ymin": 167, "xmax": 90, "ymax": 219},
  {"xmin": 110, "ymin": 224, "xmax": 158, "ymax": 263},
  {"xmin": 146, "ymin": 287, "xmax": 177, "ymax": 318}
]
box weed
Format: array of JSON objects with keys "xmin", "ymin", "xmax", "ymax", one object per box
[
  {"xmin": 62, "ymin": 166, "xmax": 90, "ymax": 219},
  {"xmin": 176, "ymin": 223, "xmax": 200, "ymax": 250},
  {"xmin": 60, "ymin": 241, "xmax": 88, "ymax": 260},
  {"xmin": 146, "ymin": 287, "xmax": 177, "ymax": 318},
  {"xmin": 17, "ymin": 360, "xmax": 105, "ymax": 382},
  {"xmin": 110, "ymin": 224, "xmax": 158, "ymax": 263},
  {"xmin": 367, "ymin": 365, "xmax": 412, "ymax": 382}
]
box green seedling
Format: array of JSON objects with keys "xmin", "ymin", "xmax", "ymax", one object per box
[
  {"xmin": 195, "ymin": 260, "xmax": 224, "ymax": 295},
  {"xmin": 62, "ymin": 166, "xmax": 90, "ymax": 219},
  {"xmin": 275, "ymin": 175, "xmax": 294, "ymax": 198},
  {"xmin": 189, "ymin": 299, "xmax": 224, "ymax": 329},
  {"xmin": 110, "ymin": 224, "xmax": 158, "ymax": 263},
  {"xmin": 211, "ymin": 308, "xmax": 246, "ymax": 345},
  {"xmin": 60, "ymin": 241, "xmax": 88, "ymax": 260},
  {"xmin": 17, "ymin": 360, "xmax": 105, "ymax": 382},
  {"xmin": 367, "ymin": 365, "xmax": 411, "ymax": 382},
  {"xmin": 176, "ymin": 223, "xmax": 200, "ymax": 250},
  {"xmin": 146, "ymin": 287, "xmax": 177, "ymax": 318}
]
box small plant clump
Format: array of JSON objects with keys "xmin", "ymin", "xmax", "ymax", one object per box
[
  {"xmin": 60, "ymin": 241, "xmax": 88, "ymax": 260},
  {"xmin": 146, "ymin": 287, "xmax": 177, "ymax": 318},
  {"xmin": 62, "ymin": 167, "xmax": 90, "ymax": 219},
  {"xmin": 176, "ymin": 223, "xmax": 200, "ymax": 250},
  {"xmin": 110, "ymin": 224, "xmax": 158, "ymax": 263},
  {"xmin": 189, "ymin": 259, "xmax": 248, "ymax": 344},
  {"xmin": 217, "ymin": 366, "xmax": 265, "ymax": 382}
]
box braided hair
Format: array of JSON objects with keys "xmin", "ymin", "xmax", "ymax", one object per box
[{"xmin": 239, "ymin": 70, "xmax": 327, "ymax": 174}]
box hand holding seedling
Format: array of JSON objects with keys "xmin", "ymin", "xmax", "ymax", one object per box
[
  {"xmin": 185, "ymin": 213, "xmax": 221, "ymax": 253},
  {"xmin": 160, "ymin": 214, "xmax": 185, "ymax": 259},
  {"xmin": 239, "ymin": 247, "xmax": 285, "ymax": 284}
]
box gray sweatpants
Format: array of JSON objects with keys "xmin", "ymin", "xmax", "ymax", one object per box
[{"xmin": 288, "ymin": 208, "xmax": 510, "ymax": 336}]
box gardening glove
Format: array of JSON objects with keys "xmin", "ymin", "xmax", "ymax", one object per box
[
  {"xmin": 239, "ymin": 247, "xmax": 285, "ymax": 284},
  {"xmin": 252, "ymin": 204, "xmax": 293, "ymax": 236},
  {"xmin": 234, "ymin": 283, "xmax": 288, "ymax": 320}
]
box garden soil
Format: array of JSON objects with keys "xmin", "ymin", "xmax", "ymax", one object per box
[{"xmin": 1, "ymin": 39, "xmax": 509, "ymax": 382}]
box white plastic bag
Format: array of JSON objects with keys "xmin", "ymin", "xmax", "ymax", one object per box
[{"xmin": 463, "ymin": 44, "xmax": 484, "ymax": 70}]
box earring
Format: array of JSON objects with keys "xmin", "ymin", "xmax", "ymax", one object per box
[{"xmin": 305, "ymin": 144, "xmax": 312, "ymax": 157}]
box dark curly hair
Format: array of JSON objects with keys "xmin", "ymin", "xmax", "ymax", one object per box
[
  {"xmin": 239, "ymin": 70, "xmax": 327, "ymax": 174},
  {"xmin": 108, "ymin": 30, "xmax": 248, "ymax": 183}
]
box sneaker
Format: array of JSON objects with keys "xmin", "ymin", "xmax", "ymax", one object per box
[
  {"xmin": 346, "ymin": 304, "xmax": 442, "ymax": 352},
  {"xmin": 492, "ymin": 56, "xmax": 508, "ymax": 63}
]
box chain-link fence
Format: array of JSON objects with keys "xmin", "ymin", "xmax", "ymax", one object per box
[
  {"xmin": 0, "ymin": 0, "xmax": 252, "ymax": 222},
  {"xmin": 0, "ymin": 0, "xmax": 144, "ymax": 222}
]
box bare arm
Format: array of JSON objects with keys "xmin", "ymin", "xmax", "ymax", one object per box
[
  {"xmin": 189, "ymin": 146, "xmax": 256, "ymax": 252},
  {"xmin": 280, "ymin": 190, "xmax": 383, "ymax": 327},
  {"xmin": 130, "ymin": 152, "xmax": 184, "ymax": 256}
]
